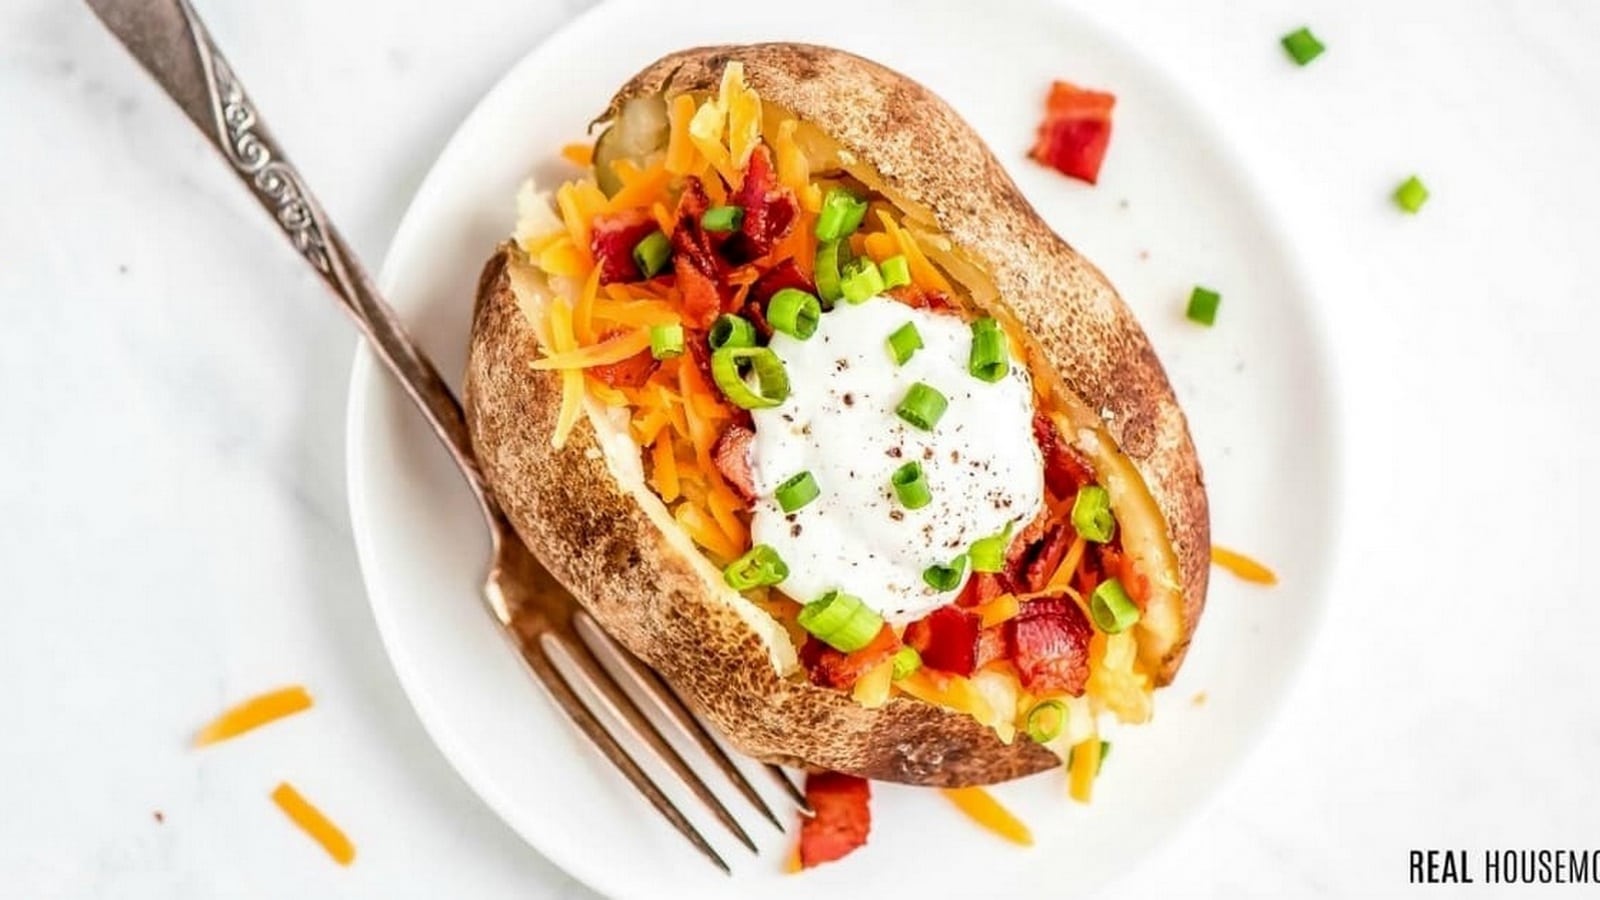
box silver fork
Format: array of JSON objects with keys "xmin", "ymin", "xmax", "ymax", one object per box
[{"xmin": 85, "ymin": 0, "xmax": 809, "ymax": 873}]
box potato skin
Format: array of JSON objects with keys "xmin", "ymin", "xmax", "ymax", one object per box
[{"xmin": 465, "ymin": 44, "xmax": 1208, "ymax": 785}]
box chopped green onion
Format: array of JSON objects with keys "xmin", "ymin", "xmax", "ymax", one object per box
[
  {"xmin": 814, "ymin": 240, "xmax": 845, "ymax": 305},
  {"xmin": 840, "ymin": 258, "xmax": 886, "ymax": 304},
  {"xmin": 775, "ymin": 470, "xmax": 820, "ymax": 513},
  {"xmin": 968, "ymin": 317, "xmax": 1009, "ymax": 382},
  {"xmin": 797, "ymin": 589, "xmax": 857, "ymax": 638},
  {"xmin": 708, "ymin": 314, "xmax": 757, "ymax": 350},
  {"xmin": 798, "ymin": 590, "xmax": 884, "ymax": 653},
  {"xmin": 710, "ymin": 346, "xmax": 789, "ymax": 409},
  {"xmin": 723, "ymin": 544, "xmax": 789, "ymax": 590},
  {"xmin": 1393, "ymin": 175, "xmax": 1429, "ymax": 214},
  {"xmin": 1089, "ymin": 578, "xmax": 1140, "ymax": 634},
  {"xmin": 922, "ymin": 554, "xmax": 967, "ymax": 592},
  {"xmin": 631, "ymin": 230, "xmax": 671, "ymax": 278},
  {"xmin": 969, "ymin": 522, "xmax": 1014, "ymax": 573},
  {"xmin": 1024, "ymin": 699, "xmax": 1068, "ymax": 743},
  {"xmin": 701, "ymin": 205, "xmax": 745, "ymax": 232},
  {"xmin": 887, "ymin": 322, "xmax": 923, "ymax": 365},
  {"xmin": 1185, "ymin": 286, "xmax": 1221, "ymax": 327},
  {"xmin": 896, "ymin": 382, "xmax": 948, "ymax": 431},
  {"xmin": 1281, "ymin": 27, "xmax": 1325, "ymax": 66},
  {"xmin": 1070, "ymin": 485, "xmax": 1116, "ymax": 543},
  {"xmin": 648, "ymin": 323, "xmax": 685, "ymax": 359},
  {"xmin": 891, "ymin": 461, "xmax": 932, "ymax": 510},
  {"xmin": 766, "ymin": 288, "xmax": 821, "ymax": 340},
  {"xmin": 814, "ymin": 188, "xmax": 869, "ymax": 241},
  {"xmin": 881, "ymin": 255, "xmax": 911, "ymax": 289},
  {"xmin": 890, "ymin": 646, "xmax": 922, "ymax": 680}
]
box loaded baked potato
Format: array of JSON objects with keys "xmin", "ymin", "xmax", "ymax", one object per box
[{"xmin": 464, "ymin": 43, "xmax": 1208, "ymax": 789}]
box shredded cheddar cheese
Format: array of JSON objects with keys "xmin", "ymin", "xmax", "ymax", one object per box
[
  {"xmin": 940, "ymin": 787, "xmax": 1034, "ymax": 846},
  {"xmin": 665, "ymin": 94, "xmax": 699, "ymax": 176},
  {"xmin": 1211, "ymin": 545, "xmax": 1278, "ymax": 585},
  {"xmin": 529, "ymin": 328, "xmax": 652, "ymax": 371},
  {"xmin": 560, "ymin": 142, "xmax": 593, "ymax": 168},
  {"xmin": 271, "ymin": 782, "xmax": 355, "ymax": 866},
  {"xmin": 851, "ymin": 658, "xmax": 896, "ymax": 708},
  {"xmin": 1067, "ymin": 738, "xmax": 1101, "ymax": 803},
  {"xmin": 974, "ymin": 593, "xmax": 1021, "ymax": 629},
  {"xmin": 194, "ymin": 685, "xmax": 312, "ymax": 747}
]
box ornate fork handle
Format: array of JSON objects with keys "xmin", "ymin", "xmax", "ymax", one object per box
[{"xmin": 86, "ymin": 0, "xmax": 495, "ymax": 522}]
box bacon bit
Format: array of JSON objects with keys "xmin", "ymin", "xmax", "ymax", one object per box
[
  {"xmin": 589, "ymin": 210, "xmax": 659, "ymax": 285},
  {"xmin": 586, "ymin": 332, "xmax": 658, "ymax": 389},
  {"xmin": 798, "ymin": 772, "xmax": 871, "ymax": 869},
  {"xmin": 975, "ymin": 625, "xmax": 1012, "ymax": 670},
  {"xmin": 1010, "ymin": 522, "xmax": 1075, "ymax": 595},
  {"xmin": 903, "ymin": 606, "xmax": 981, "ymax": 676},
  {"xmin": 724, "ymin": 144, "xmax": 799, "ymax": 262},
  {"xmin": 271, "ymin": 782, "xmax": 355, "ymax": 866},
  {"xmin": 711, "ymin": 423, "xmax": 757, "ymax": 502},
  {"xmin": 940, "ymin": 787, "xmax": 1034, "ymax": 846},
  {"xmin": 802, "ymin": 625, "xmax": 900, "ymax": 689},
  {"xmin": 749, "ymin": 258, "xmax": 815, "ymax": 306},
  {"xmin": 742, "ymin": 258, "xmax": 815, "ymax": 338},
  {"xmin": 1007, "ymin": 596, "xmax": 1093, "ymax": 696},
  {"xmin": 957, "ymin": 572, "xmax": 1009, "ymax": 608},
  {"xmin": 1212, "ymin": 546, "xmax": 1279, "ymax": 585},
  {"xmin": 1029, "ymin": 80, "xmax": 1116, "ymax": 185},
  {"xmin": 671, "ymin": 178, "xmax": 729, "ymax": 328},
  {"xmin": 1033, "ymin": 413, "xmax": 1096, "ymax": 498},
  {"xmin": 887, "ymin": 284, "xmax": 958, "ymax": 313},
  {"xmin": 193, "ymin": 685, "xmax": 312, "ymax": 747}
]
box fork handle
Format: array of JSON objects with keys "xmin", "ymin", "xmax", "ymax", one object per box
[{"xmin": 85, "ymin": 0, "xmax": 495, "ymax": 518}]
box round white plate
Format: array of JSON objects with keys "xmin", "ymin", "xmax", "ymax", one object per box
[{"xmin": 346, "ymin": 0, "xmax": 1340, "ymax": 896}]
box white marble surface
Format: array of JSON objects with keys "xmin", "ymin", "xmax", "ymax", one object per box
[{"xmin": 3, "ymin": 0, "xmax": 1598, "ymax": 897}]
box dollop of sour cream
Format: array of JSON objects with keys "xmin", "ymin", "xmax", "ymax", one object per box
[{"xmin": 748, "ymin": 296, "xmax": 1043, "ymax": 623}]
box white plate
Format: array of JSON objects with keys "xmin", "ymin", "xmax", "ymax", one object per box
[{"xmin": 345, "ymin": 0, "xmax": 1340, "ymax": 896}]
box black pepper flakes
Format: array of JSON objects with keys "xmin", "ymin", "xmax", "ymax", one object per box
[
  {"xmin": 887, "ymin": 446, "xmax": 903, "ymax": 458},
  {"xmin": 889, "ymin": 510, "xmax": 905, "ymax": 522},
  {"xmin": 843, "ymin": 393, "xmax": 855, "ymax": 407}
]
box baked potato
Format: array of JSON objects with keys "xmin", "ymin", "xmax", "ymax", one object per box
[{"xmin": 464, "ymin": 43, "xmax": 1208, "ymax": 787}]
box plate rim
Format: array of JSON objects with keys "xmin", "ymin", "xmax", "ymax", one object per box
[{"xmin": 343, "ymin": 0, "xmax": 1346, "ymax": 895}]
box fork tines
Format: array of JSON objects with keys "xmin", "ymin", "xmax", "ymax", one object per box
[{"xmin": 511, "ymin": 609, "xmax": 807, "ymax": 873}]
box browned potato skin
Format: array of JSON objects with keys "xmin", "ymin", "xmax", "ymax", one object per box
[{"xmin": 464, "ymin": 45, "xmax": 1208, "ymax": 785}]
